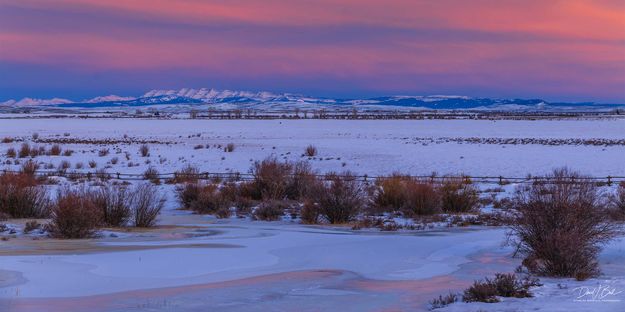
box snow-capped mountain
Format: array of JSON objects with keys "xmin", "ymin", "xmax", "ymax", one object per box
[{"xmin": 1, "ymin": 88, "xmax": 622, "ymax": 112}]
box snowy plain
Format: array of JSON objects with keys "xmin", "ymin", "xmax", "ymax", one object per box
[{"xmin": 1, "ymin": 117, "xmax": 624, "ymax": 311}]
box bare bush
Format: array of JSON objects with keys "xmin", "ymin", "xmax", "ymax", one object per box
[
  {"xmin": 463, "ymin": 273, "xmax": 539, "ymax": 303},
  {"xmin": 286, "ymin": 161, "xmax": 320, "ymax": 200},
  {"xmin": 58, "ymin": 160, "xmax": 71, "ymax": 171},
  {"xmin": 110, "ymin": 157, "xmax": 119, "ymax": 165},
  {"xmin": 139, "ymin": 144, "xmax": 150, "ymax": 157},
  {"xmin": 250, "ymin": 157, "xmax": 292, "ymax": 200},
  {"xmin": 429, "ymin": 292, "xmax": 458, "ymax": 310},
  {"xmin": 374, "ymin": 174, "xmax": 440, "ymax": 216},
  {"xmin": 143, "ymin": 166, "xmax": 160, "ymax": 183},
  {"xmin": 131, "ymin": 183, "xmax": 165, "ymax": 227},
  {"xmin": 49, "ymin": 188, "xmax": 102, "ymax": 239},
  {"xmin": 49, "ymin": 144, "xmax": 62, "ymax": 156},
  {"xmin": 23, "ymin": 220, "xmax": 41, "ymax": 234},
  {"xmin": 173, "ymin": 164, "xmax": 200, "ymax": 183},
  {"xmin": 224, "ymin": 143, "xmax": 235, "ymax": 152},
  {"xmin": 6, "ymin": 147, "xmax": 16, "ymax": 158},
  {"xmin": 62, "ymin": 149, "xmax": 74, "ymax": 156},
  {"xmin": 439, "ymin": 177, "xmax": 478, "ymax": 213},
  {"xmin": 1, "ymin": 137, "xmax": 13, "ymax": 143},
  {"xmin": 300, "ymin": 200, "xmax": 320, "ymax": 224},
  {"xmin": 88, "ymin": 160, "xmax": 97, "ymax": 168},
  {"xmin": 510, "ymin": 168, "xmax": 618, "ymax": 279},
  {"xmin": 92, "ymin": 185, "xmax": 132, "ymax": 227},
  {"xmin": 193, "ymin": 185, "xmax": 229, "ymax": 214},
  {"xmin": 304, "ymin": 145, "xmax": 317, "ymax": 157},
  {"xmin": 609, "ymin": 182, "xmax": 625, "ymax": 220},
  {"xmin": 98, "ymin": 148, "xmax": 109, "ymax": 157},
  {"xmin": 21, "ymin": 160, "xmax": 39, "ymax": 175},
  {"xmin": 315, "ymin": 172, "xmax": 365, "ymax": 224},
  {"xmin": 253, "ymin": 200, "xmax": 287, "ymax": 221},
  {"xmin": 0, "ymin": 172, "xmax": 49, "ymax": 218},
  {"xmin": 18, "ymin": 143, "xmax": 30, "ymax": 158}
]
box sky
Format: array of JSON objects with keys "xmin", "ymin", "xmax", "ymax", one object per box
[{"xmin": 0, "ymin": 0, "xmax": 624, "ymax": 103}]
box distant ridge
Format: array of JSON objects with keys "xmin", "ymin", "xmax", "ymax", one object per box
[{"xmin": 1, "ymin": 88, "xmax": 623, "ymax": 112}]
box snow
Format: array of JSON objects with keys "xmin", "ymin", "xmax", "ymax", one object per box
[{"xmin": 1, "ymin": 118, "xmax": 624, "ymax": 177}]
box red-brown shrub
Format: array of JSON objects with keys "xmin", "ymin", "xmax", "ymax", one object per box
[
  {"xmin": 131, "ymin": 183, "xmax": 165, "ymax": 227},
  {"xmin": 49, "ymin": 189, "xmax": 102, "ymax": 238},
  {"xmin": 374, "ymin": 174, "xmax": 440, "ymax": 216},
  {"xmin": 91, "ymin": 185, "xmax": 132, "ymax": 227},
  {"xmin": 510, "ymin": 168, "xmax": 618, "ymax": 279},
  {"xmin": 315, "ymin": 172, "xmax": 365, "ymax": 224},
  {"xmin": 0, "ymin": 172, "xmax": 49, "ymax": 218},
  {"xmin": 439, "ymin": 177, "xmax": 479, "ymax": 213}
]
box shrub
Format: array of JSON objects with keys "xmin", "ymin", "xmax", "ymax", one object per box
[
  {"xmin": 250, "ymin": 157, "xmax": 293, "ymax": 200},
  {"xmin": 315, "ymin": 172, "xmax": 364, "ymax": 224},
  {"xmin": 173, "ymin": 164, "xmax": 200, "ymax": 183},
  {"xmin": 463, "ymin": 279, "xmax": 499, "ymax": 303},
  {"xmin": 21, "ymin": 160, "xmax": 39, "ymax": 176},
  {"xmin": 18, "ymin": 143, "xmax": 30, "ymax": 158},
  {"xmin": 374, "ymin": 174, "xmax": 440, "ymax": 216},
  {"xmin": 439, "ymin": 177, "xmax": 478, "ymax": 213},
  {"xmin": 429, "ymin": 292, "xmax": 458, "ymax": 310},
  {"xmin": 224, "ymin": 143, "xmax": 235, "ymax": 152},
  {"xmin": 286, "ymin": 161, "xmax": 320, "ymax": 200},
  {"xmin": 88, "ymin": 160, "xmax": 97, "ymax": 168},
  {"xmin": 1, "ymin": 137, "xmax": 13, "ymax": 143},
  {"xmin": 143, "ymin": 166, "xmax": 159, "ymax": 183},
  {"xmin": 131, "ymin": 183, "xmax": 165, "ymax": 227},
  {"xmin": 215, "ymin": 207, "xmax": 231, "ymax": 219},
  {"xmin": 98, "ymin": 148, "xmax": 109, "ymax": 157},
  {"xmin": 510, "ymin": 168, "xmax": 618, "ymax": 279},
  {"xmin": 6, "ymin": 147, "xmax": 16, "ymax": 158},
  {"xmin": 58, "ymin": 160, "xmax": 71, "ymax": 170},
  {"xmin": 462, "ymin": 273, "xmax": 539, "ymax": 303},
  {"xmin": 62, "ymin": 149, "xmax": 74, "ymax": 156},
  {"xmin": 110, "ymin": 157, "xmax": 119, "ymax": 165},
  {"xmin": 610, "ymin": 182, "xmax": 625, "ymax": 219},
  {"xmin": 300, "ymin": 200, "xmax": 320, "ymax": 224},
  {"xmin": 253, "ymin": 201, "xmax": 287, "ymax": 221},
  {"xmin": 139, "ymin": 144, "xmax": 150, "ymax": 157},
  {"xmin": 49, "ymin": 144, "xmax": 62, "ymax": 156},
  {"xmin": 23, "ymin": 220, "xmax": 40, "ymax": 234},
  {"xmin": 49, "ymin": 189, "xmax": 101, "ymax": 238},
  {"xmin": 190, "ymin": 184, "xmax": 229, "ymax": 214},
  {"xmin": 177, "ymin": 183, "xmax": 202, "ymax": 209},
  {"xmin": 0, "ymin": 172, "xmax": 49, "ymax": 218},
  {"xmin": 304, "ymin": 145, "xmax": 317, "ymax": 157},
  {"xmin": 75, "ymin": 162, "xmax": 84, "ymax": 169},
  {"xmin": 92, "ymin": 185, "xmax": 132, "ymax": 227},
  {"xmin": 32, "ymin": 132, "xmax": 39, "ymax": 140}
]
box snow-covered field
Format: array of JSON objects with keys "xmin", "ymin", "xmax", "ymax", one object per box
[
  {"xmin": 1, "ymin": 118, "xmax": 625, "ymax": 177},
  {"xmin": 1, "ymin": 117, "xmax": 625, "ymax": 311}
]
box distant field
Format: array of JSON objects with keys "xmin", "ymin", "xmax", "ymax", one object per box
[{"xmin": 1, "ymin": 118, "xmax": 624, "ymax": 177}]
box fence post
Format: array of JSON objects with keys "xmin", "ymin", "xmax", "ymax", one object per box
[
  {"xmin": 116, "ymin": 172, "xmax": 120, "ymax": 179},
  {"xmin": 607, "ymin": 176, "xmax": 612, "ymax": 186}
]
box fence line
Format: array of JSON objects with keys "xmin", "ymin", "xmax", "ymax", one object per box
[{"xmin": 3, "ymin": 169, "xmax": 625, "ymax": 185}]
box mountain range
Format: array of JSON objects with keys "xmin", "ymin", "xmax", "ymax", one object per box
[{"xmin": 1, "ymin": 88, "xmax": 623, "ymax": 112}]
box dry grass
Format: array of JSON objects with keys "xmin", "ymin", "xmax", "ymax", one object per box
[
  {"xmin": 304, "ymin": 145, "xmax": 317, "ymax": 157},
  {"xmin": 139, "ymin": 144, "xmax": 150, "ymax": 157},
  {"xmin": 49, "ymin": 144, "xmax": 62, "ymax": 156}
]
